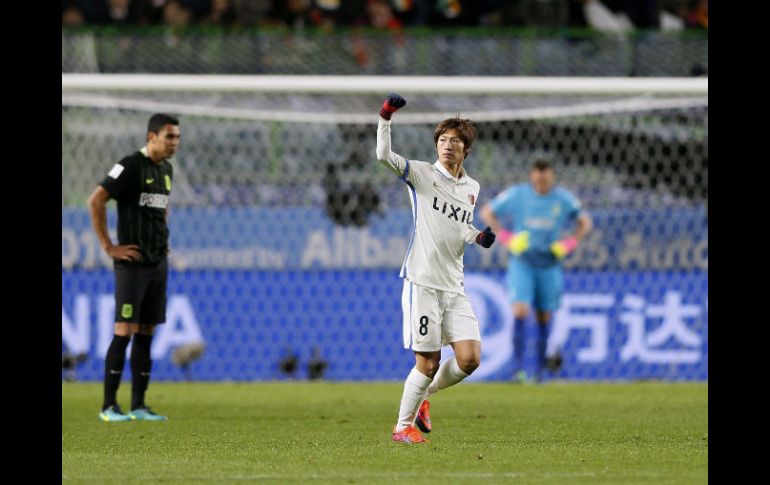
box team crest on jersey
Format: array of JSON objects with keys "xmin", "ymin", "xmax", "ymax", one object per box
[
  {"xmin": 552, "ymin": 203, "xmax": 561, "ymax": 216},
  {"xmin": 468, "ymin": 194, "xmax": 476, "ymax": 206}
]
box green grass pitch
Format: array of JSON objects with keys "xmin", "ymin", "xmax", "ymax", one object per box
[{"xmin": 62, "ymin": 381, "xmax": 707, "ymax": 484}]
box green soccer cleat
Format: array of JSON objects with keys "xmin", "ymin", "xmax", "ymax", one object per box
[
  {"xmin": 98, "ymin": 404, "xmax": 131, "ymax": 422},
  {"xmin": 128, "ymin": 407, "xmax": 168, "ymax": 421}
]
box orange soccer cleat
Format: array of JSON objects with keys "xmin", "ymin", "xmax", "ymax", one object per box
[
  {"xmin": 414, "ymin": 400, "xmax": 432, "ymax": 433},
  {"xmin": 392, "ymin": 424, "xmax": 429, "ymax": 443}
]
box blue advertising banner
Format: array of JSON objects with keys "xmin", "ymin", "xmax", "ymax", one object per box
[
  {"xmin": 62, "ymin": 206, "xmax": 708, "ymax": 271},
  {"xmin": 62, "ymin": 269, "xmax": 707, "ymax": 382}
]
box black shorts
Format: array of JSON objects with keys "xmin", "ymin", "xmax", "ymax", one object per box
[{"xmin": 113, "ymin": 258, "xmax": 168, "ymax": 324}]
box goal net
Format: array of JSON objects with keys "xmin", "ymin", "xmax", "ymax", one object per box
[{"xmin": 62, "ymin": 75, "xmax": 707, "ymax": 381}]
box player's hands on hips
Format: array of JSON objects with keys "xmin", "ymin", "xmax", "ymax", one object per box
[
  {"xmin": 507, "ymin": 231, "xmax": 530, "ymax": 256},
  {"xmin": 550, "ymin": 236, "xmax": 578, "ymax": 260},
  {"xmin": 106, "ymin": 244, "xmax": 142, "ymax": 261},
  {"xmin": 476, "ymin": 226, "xmax": 496, "ymax": 248},
  {"xmin": 380, "ymin": 93, "xmax": 406, "ymax": 120}
]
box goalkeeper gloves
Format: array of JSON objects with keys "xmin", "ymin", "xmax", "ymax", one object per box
[
  {"xmin": 497, "ymin": 230, "xmax": 529, "ymax": 256},
  {"xmin": 550, "ymin": 236, "xmax": 578, "ymax": 260},
  {"xmin": 380, "ymin": 93, "xmax": 406, "ymax": 120},
  {"xmin": 476, "ymin": 226, "xmax": 496, "ymax": 248}
]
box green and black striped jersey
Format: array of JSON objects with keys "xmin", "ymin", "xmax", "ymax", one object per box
[{"xmin": 100, "ymin": 147, "xmax": 173, "ymax": 265}]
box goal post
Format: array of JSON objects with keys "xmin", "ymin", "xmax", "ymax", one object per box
[{"xmin": 61, "ymin": 74, "xmax": 707, "ymax": 381}]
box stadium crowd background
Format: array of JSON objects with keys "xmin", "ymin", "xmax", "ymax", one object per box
[{"xmin": 63, "ymin": 0, "xmax": 708, "ymax": 31}]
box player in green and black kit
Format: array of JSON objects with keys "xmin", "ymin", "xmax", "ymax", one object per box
[{"xmin": 87, "ymin": 113, "xmax": 180, "ymax": 422}]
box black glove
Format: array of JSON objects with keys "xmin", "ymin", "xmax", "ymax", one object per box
[
  {"xmin": 476, "ymin": 226, "xmax": 496, "ymax": 248},
  {"xmin": 379, "ymin": 93, "xmax": 406, "ymax": 120}
]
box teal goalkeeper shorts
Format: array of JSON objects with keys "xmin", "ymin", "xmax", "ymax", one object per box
[{"xmin": 506, "ymin": 257, "xmax": 564, "ymax": 312}]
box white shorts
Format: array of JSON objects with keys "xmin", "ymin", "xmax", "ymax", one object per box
[{"xmin": 401, "ymin": 279, "xmax": 481, "ymax": 352}]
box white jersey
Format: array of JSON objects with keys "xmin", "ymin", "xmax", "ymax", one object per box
[{"xmin": 376, "ymin": 118, "xmax": 482, "ymax": 294}]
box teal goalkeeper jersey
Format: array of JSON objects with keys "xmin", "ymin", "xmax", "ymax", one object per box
[{"xmin": 489, "ymin": 183, "xmax": 582, "ymax": 267}]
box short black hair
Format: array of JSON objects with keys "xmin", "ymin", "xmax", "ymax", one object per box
[
  {"xmin": 147, "ymin": 113, "xmax": 179, "ymax": 134},
  {"xmin": 531, "ymin": 158, "xmax": 553, "ymax": 171}
]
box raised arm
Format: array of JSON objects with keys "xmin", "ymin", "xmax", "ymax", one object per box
[{"xmin": 375, "ymin": 93, "xmax": 410, "ymax": 178}]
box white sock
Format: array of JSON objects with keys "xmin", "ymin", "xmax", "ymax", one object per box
[
  {"xmin": 396, "ymin": 367, "xmax": 433, "ymax": 430},
  {"xmin": 424, "ymin": 357, "xmax": 468, "ymax": 399}
]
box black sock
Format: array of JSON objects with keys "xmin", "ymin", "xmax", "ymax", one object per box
[
  {"xmin": 103, "ymin": 335, "xmax": 131, "ymax": 411},
  {"xmin": 536, "ymin": 321, "xmax": 550, "ymax": 375},
  {"xmin": 131, "ymin": 333, "xmax": 154, "ymax": 411}
]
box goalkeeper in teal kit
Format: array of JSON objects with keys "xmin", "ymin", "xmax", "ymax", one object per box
[{"xmin": 480, "ymin": 159, "xmax": 592, "ymax": 382}]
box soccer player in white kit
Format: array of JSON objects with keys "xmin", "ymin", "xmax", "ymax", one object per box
[{"xmin": 376, "ymin": 93, "xmax": 497, "ymax": 443}]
